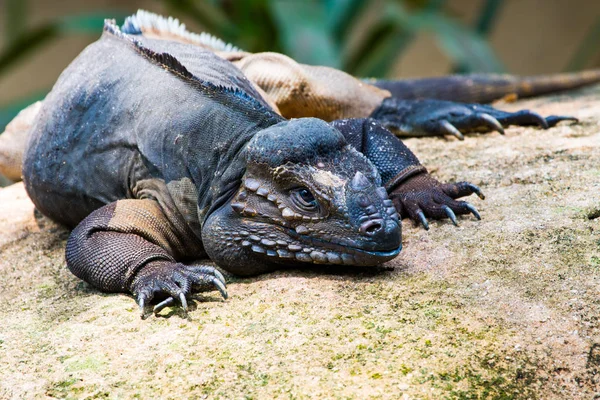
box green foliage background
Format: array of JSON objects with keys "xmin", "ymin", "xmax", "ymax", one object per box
[{"xmin": 1, "ymin": 0, "xmax": 599, "ymax": 132}]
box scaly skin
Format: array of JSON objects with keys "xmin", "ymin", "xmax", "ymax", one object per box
[{"xmin": 19, "ymin": 20, "xmax": 483, "ymax": 317}]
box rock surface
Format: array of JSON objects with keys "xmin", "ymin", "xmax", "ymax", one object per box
[{"xmin": 1, "ymin": 87, "xmax": 599, "ymax": 399}]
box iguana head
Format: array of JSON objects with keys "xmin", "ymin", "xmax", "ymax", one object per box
[{"xmin": 203, "ymin": 118, "xmax": 401, "ymax": 275}]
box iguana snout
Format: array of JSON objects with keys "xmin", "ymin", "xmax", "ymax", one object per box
[
  {"xmin": 202, "ymin": 118, "xmax": 402, "ymax": 274},
  {"xmin": 345, "ymin": 171, "xmax": 401, "ymax": 253}
]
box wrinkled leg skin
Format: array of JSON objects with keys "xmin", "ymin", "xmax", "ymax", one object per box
[{"xmin": 65, "ymin": 199, "xmax": 227, "ymax": 318}]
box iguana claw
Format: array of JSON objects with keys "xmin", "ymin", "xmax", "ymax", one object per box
[
  {"xmin": 476, "ymin": 113, "xmax": 504, "ymax": 134},
  {"xmin": 213, "ymin": 269, "xmax": 226, "ymax": 288},
  {"xmin": 416, "ymin": 210, "xmax": 430, "ymax": 230},
  {"xmin": 210, "ymin": 277, "xmax": 229, "ymax": 300},
  {"xmin": 138, "ymin": 297, "xmax": 146, "ymax": 319},
  {"xmin": 153, "ymin": 297, "xmax": 176, "ymax": 314},
  {"xmin": 465, "ymin": 203, "xmax": 481, "ymax": 220},
  {"xmin": 466, "ymin": 183, "xmax": 485, "ymax": 200},
  {"xmin": 439, "ymin": 120, "xmax": 464, "ymax": 140},
  {"xmin": 179, "ymin": 293, "xmax": 188, "ymax": 312},
  {"xmin": 443, "ymin": 205, "xmax": 458, "ymax": 226},
  {"xmin": 132, "ymin": 263, "xmax": 228, "ymax": 317}
]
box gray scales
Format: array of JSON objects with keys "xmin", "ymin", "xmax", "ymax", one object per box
[{"xmin": 5, "ymin": 11, "xmax": 599, "ymax": 317}]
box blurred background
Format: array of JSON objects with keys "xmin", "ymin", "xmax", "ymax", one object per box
[{"xmin": 1, "ymin": 0, "xmax": 600, "ymax": 135}]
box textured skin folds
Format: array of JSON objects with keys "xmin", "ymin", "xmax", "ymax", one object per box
[{"xmin": 66, "ymin": 200, "xmax": 181, "ymax": 292}]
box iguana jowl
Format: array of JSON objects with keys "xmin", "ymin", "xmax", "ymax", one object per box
[{"xmin": 5, "ymin": 11, "xmax": 600, "ymax": 315}]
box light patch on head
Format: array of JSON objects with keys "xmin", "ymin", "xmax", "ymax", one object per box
[{"xmin": 311, "ymin": 170, "xmax": 346, "ymax": 188}]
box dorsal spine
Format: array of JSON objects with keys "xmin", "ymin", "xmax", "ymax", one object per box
[{"xmin": 121, "ymin": 9, "xmax": 240, "ymax": 53}]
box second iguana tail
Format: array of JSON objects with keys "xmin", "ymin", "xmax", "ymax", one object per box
[{"xmin": 369, "ymin": 70, "xmax": 600, "ymax": 104}]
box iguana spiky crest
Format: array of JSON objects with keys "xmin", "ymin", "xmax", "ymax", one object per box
[
  {"xmin": 103, "ymin": 19, "xmax": 266, "ymax": 110},
  {"xmin": 122, "ymin": 9, "xmax": 240, "ymax": 53}
]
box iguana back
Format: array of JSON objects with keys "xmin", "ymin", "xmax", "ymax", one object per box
[{"xmin": 24, "ymin": 23, "xmax": 282, "ymax": 229}]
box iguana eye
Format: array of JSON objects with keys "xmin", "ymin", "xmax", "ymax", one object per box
[{"xmin": 291, "ymin": 187, "xmax": 319, "ymax": 212}]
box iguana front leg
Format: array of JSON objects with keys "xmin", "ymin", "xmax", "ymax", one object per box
[
  {"xmin": 66, "ymin": 199, "xmax": 227, "ymax": 317},
  {"xmin": 330, "ymin": 118, "xmax": 483, "ymax": 229}
]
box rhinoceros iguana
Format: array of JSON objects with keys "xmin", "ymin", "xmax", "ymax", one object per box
[{"xmin": 2, "ymin": 11, "xmax": 597, "ymax": 316}]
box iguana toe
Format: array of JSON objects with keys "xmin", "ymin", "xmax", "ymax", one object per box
[
  {"xmin": 443, "ymin": 205, "xmax": 458, "ymax": 226},
  {"xmin": 492, "ymin": 109, "xmax": 548, "ymax": 128},
  {"xmin": 441, "ymin": 181, "xmax": 485, "ymax": 200},
  {"xmin": 488, "ymin": 109, "xmax": 576, "ymax": 129},
  {"xmin": 416, "ymin": 210, "xmax": 430, "ymax": 230},
  {"xmin": 545, "ymin": 115, "xmax": 578, "ymax": 127}
]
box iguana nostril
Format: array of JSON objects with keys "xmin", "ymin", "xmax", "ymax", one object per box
[{"xmin": 360, "ymin": 219, "xmax": 384, "ymax": 235}]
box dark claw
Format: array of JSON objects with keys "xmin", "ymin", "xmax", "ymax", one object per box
[
  {"xmin": 477, "ymin": 113, "xmax": 504, "ymax": 135},
  {"xmin": 138, "ymin": 297, "xmax": 146, "ymax": 319},
  {"xmin": 213, "ymin": 269, "xmax": 226, "ymax": 286},
  {"xmin": 545, "ymin": 115, "xmax": 578, "ymax": 127},
  {"xmin": 465, "ymin": 203, "xmax": 481, "ymax": 220},
  {"xmin": 467, "ymin": 183, "xmax": 485, "ymax": 200},
  {"xmin": 153, "ymin": 297, "xmax": 176, "ymax": 314},
  {"xmin": 179, "ymin": 292, "xmax": 188, "ymax": 312},
  {"xmin": 443, "ymin": 205, "xmax": 458, "ymax": 226},
  {"xmin": 416, "ymin": 210, "xmax": 430, "ymax": 230},
  {"xmin": 439, "ymin": 120, "xmax": 464, "ymax": 140},
  {"xmin": 530, "ymin": 112, "xmax": 549, "ymax": 129},
  {"xmin": 505, "ymin": 110, "xmax": 548, "ymax": 129},
  {"xmin": 211, "ymin": 277, "xmax": 229, "ymax": 300}
]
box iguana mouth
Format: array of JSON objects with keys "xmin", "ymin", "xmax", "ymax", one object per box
[{"xmin": 237, "ymin": 223, "xmax": 401, "ymax": 266}]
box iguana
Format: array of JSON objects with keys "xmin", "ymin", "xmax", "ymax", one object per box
[{"xmin": 2, "ymin": 11, "xmax": 599, "ymax": 316}]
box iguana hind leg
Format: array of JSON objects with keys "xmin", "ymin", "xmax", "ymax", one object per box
[
  {"xmin": 369, "ymin": 98, "xmax": 577, "ymax": 140},
  {"xmin": 65, "ymin": 199, "xmax": 227, "ymax": 318}
]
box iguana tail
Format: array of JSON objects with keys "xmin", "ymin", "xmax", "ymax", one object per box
[
  {"xmin": 0, "ymin": 101, "xmax": 42, "ymax": 182},
  {"xmin": 370, "ymin": 70, "xmax": 600, "ymax": 104}
]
